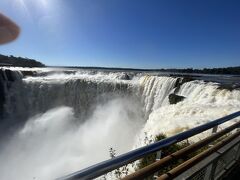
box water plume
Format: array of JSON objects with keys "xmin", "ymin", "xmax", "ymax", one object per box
[{"xmin": 0, "ymin": 98, "xmax": 144, "ymax": 180}]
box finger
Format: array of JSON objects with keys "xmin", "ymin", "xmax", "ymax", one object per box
[{"xmin": 0, "ymin": 13, "xmax": 20, "ymax": 44}]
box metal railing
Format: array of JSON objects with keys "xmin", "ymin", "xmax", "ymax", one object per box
[
  {"xmin": 123, "ymin": 121, "xmax": 240, "ymax": 180},
  {"xmin": 158, "ymin": 130, "xmax": 240, "ymax": 180},
  {"xmin": 58, "ymin": 111, "xmax": 240, "ymax": 180}
]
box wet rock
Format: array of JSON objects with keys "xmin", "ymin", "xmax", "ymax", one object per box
[
  {"xmin": 0, "ymin": 71, "xmax": 5, "ymax": 118},
  {"xmin": 0, "ymin": 89, "xmax": 5, "ymax": 117},
  {"xmin": 120, "ymin": 73, "xmax": 130, "ymax": 80},
  {"xmin": 0, "ymin": 69, "xmax": 5, "ymax": 80},
  {"xmin": 21, "ymin": 70, "xmax": 37, "ymax": 77},
  {"xmin": 5, "ymin": 69, "xmax": 15, "ymax": 81},
  {"xmin": 181, "ymin": 76, "xmax": 194, "ymax": 84},
  {"xmin": 169, "ymin": 94, "xmax": 185, "ymax": 104},
  {"xmin": 217, "ymin": 83, "xmax": 240, "ymax": 91},
  {"xmin": 173, "ymin": 76, "xmax": 194, "ymax": 93}
]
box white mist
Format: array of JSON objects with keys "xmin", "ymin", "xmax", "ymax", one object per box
[{"xmin": 0, "ymin": 98, "xmax": 144, "ymax": 180}]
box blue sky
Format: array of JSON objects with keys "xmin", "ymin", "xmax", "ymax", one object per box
[{"xmin": 0, "ymin": 0, "xmax": 239, "ymax": 68}]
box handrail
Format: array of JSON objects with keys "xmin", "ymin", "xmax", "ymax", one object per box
[
  {"xmin": 158, "ymin": 130, "xmax": 240, "ymax": 180},
  {"xmin": 58, "ymin": 111, "xmax": 240, "ymax": 180},
  {"xmin": 123, "ymin": 120, "xmax": 240, "ymax": 180}
]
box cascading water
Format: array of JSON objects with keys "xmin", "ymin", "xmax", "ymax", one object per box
[
  {"xmin": 0, "ymin": 67, "xmax": 240, "ymax": 180},
  {"xmin": 2, "ymin": 70, "xmax": 135, "ymax": 122},
  {"xmin": 135, "ymin": 80, "xmax": 240, "ymax": 148},
  {"xmin": 139, "ymin": 75, "xmax": 178, "ymax": 118}
]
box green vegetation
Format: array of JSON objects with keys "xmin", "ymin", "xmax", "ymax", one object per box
[
  {"xmin": 137, "ymin": 133, "xmax": 191, "ymax": 175},
  {"xmin": 105, "ymin": 133, "xmax": 192, "ymax": 179},
  {"xmin": 136, "ymin": 132, "xmax": 225, "ymax": 178},
  {"xmin": 1, "ymin": 53, "xmax": 239, "ymax": 75},
  {"xmin": 105, "ymin": 132, "xmax": 229, "ymax": 179},
  {"xmin": 104, "ymin": 147, "xmax": 130, "ymax": 179},
  {"xmin": 0, "ymin": 54, "xmax": 45, "ymax": 67},
  {"xmin": 166, "ymin": 67, "xmax": 240, "ymax": 75}
]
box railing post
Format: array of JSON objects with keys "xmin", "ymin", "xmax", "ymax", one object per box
[
  {"xmin": 206, "ymin": 125, "xmax": 220, "ymax": 179},
  {"xmin": 156, "ymin": 150, "xmax": 162, "ymax": 161},
  {"xmin": 212, "ymin": 125, "xmax": 218, "ymax": 134},
  {"xmin": 235, "ymin": 143, "xmax": 240, "ymax": 161},
  {"xmin": 208, "ymin": 158, "xmax": 219, "ymax": 180},
  {"xmin": 153, "ymin": 150, "xmax": 162, "ymax": 179},
  {"xmin": 208, "ymin": 125, "xmax": 219, "ymax": 148}
]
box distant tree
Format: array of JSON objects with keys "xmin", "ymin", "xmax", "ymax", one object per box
[{"xmin": 0, "ymin": 54, "xmax": 45, "ymax": 67}]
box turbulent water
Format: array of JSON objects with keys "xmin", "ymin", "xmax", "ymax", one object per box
[{"xmin": 0, "ymin": 67, "xmax": 240, "ymax": 180}]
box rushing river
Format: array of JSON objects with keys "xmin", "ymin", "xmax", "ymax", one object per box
[{"xmin": 0, "ymin": 67, "xmax": 240, "ymax": 180}]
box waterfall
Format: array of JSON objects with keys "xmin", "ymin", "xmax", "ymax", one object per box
[
  {"xmin": 1, "ymin": 69, "xmax": 179, "ymax": 125},
  {"xmin": 0, "ymin": 67, "xmax": 240, "ymax": 180},
  {"xmin": 139, "ymin": 75, "xmax": 178, "ymax": 117},
  {"xmin": 2, "ymin": 70, "xmax": 136, "ymax": 126},
  {"xmin": 0, "ymin": 68, "xmax": 24, "ymax": 135},
  {"xmin": 135, "ymin": 80, "xmax": 240, "ymax": 148}
]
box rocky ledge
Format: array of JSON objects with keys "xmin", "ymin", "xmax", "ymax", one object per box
[{"xmin": 169, "ymin": 94, "xmax": 185, "ymax": 104}]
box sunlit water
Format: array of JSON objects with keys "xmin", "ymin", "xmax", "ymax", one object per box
[{"xmin": 0, "ymin": 67, "xmax": 239, "ymax": 180}]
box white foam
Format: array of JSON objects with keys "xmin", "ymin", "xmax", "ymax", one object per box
[
  {"xmin": 1, "ymin": 68, "xmax": 240, "ymax": 179},
  {"xmin": 135, "ymin": 80, "xmax": 240, "ymax": 148}
]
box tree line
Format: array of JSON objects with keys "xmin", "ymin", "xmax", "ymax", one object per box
[
  {"xmin": 162, "ymin": 67, "xmax": 240, "ymax": 75},
  {"xmin": 0, "ymin": 54, "xmax": 239, "ymax": 75},
  {"xmin": 0, "ymin": 54, "xmax": 45, "ymax": 67}
]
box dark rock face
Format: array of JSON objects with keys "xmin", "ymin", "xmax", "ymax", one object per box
[
  {"xmin": 0, "ymin": 69, "xmax": 7, "ymax": 117},
  {"xmin": 0, "ymin": 74, "xmax": 5, "ymax": 117},
  {"xmin": 173, "ymin": 77, "xmax": 194, "ymax": 94},
  {"xmin": 0, "ymin": 68, "xmax": 24, "ymax": 119},
  {"xmin": 5, "ymin": 69, "xmax": 15, "ymax": 81},
  {"xmin": 181, "ymin": 76, "xmax": 194, "ymax": 84},
  {"xmin": 169, "ymin": 94, "xmax": 185, "ymax": 104},
  {"xmin": 21, "ymin": 70, "xmax": 37, "ymax": 77},
  {"xmin": 120, "ymin": 73, "xmax": 130, "ymax": 80},
  {"xmin": 217, "ymin": 84, "xmax": 240, "ymax": 91}
]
